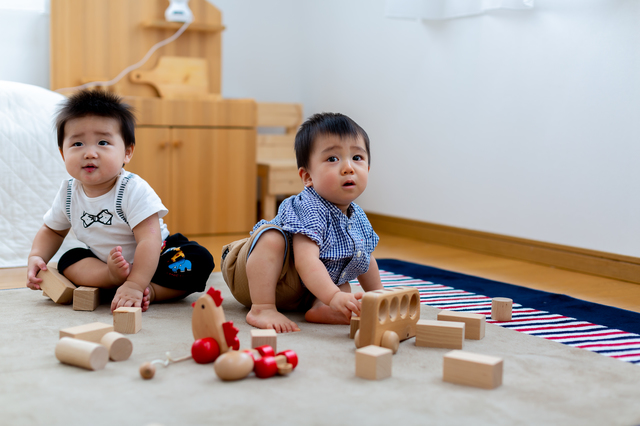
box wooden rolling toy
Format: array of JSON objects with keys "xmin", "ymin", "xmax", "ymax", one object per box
[
  {"xmin": 73, "ymin": 286, "xmax": 99, "ymax": 311},
  {"xmin": 55, "ymin": 337, "xmax": 109, "ymax": 371},
  {"xmin": 491, "ymin": 297, "xmax": 513, "ymax": 321},
  {"xmin": 443, "ymin": 350, "xmax": 503, "ymax": 389},
  {"xmin": 113, "ymin": 307, "xmax": 142, "ymax": 334},
  {"xmin": 38, "ymin": 268, "xmax": 76, "ymax": 304},
  {"xmin": 437, "ymin": 310, "xmax": 485, "ymax": 340},
  {"xmin": 354, "ymin": 287, "xmax": 420, "ymax": 354}
]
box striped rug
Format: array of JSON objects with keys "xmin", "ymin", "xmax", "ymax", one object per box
[{"xmin": 358, "ymin": 261, "xmax": 640, "ymax": 365}]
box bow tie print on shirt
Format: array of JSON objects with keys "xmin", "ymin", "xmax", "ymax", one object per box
[{"xmin": 81, "ymin": 210, "xmax": 113, "ymax": 228}]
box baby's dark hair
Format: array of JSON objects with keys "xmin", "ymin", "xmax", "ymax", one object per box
[
  {"xmin": 295, "ymin": 112, "xmax": 370, "ymax": 170},
  {"xmin": 55, "ymin": 89, "xmax": 136, "ymax": 149}
]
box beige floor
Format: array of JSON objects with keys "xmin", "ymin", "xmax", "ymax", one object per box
[{"xmin": 5, "ymin": 231, "xmax": 640, "ymax": 313}]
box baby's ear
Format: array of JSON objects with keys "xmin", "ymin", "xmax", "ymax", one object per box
[
  {"xmin": 299, "ymin": 167, "xmax": 313, "ymax": 187},
  {"xmin": 123, "ymin": 145, "xmax": 134, "ymax": 165}
]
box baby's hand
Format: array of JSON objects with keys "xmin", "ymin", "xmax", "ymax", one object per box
[
  {"xmin": 26, "ymin": 256, "xmax": 48, "ymax": 290},
  {"xmin": 111, "ymin": 281, "xmax": 143, "ymax": 312},
  {"xmin": 329, "ymin": 292, "xmax": 363, "ymax": 318}
]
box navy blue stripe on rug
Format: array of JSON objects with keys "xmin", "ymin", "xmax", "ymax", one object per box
[{"xmin": 364, "ymin": 259, "xmax": 640, "ymax": 364}]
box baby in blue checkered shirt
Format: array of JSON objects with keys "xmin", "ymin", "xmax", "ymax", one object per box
[{"xmin": 221, "ymin": 112, "xmax": 384, "ymax": 332}]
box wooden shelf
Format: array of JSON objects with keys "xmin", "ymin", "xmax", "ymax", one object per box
[{"xmin": 142, "ymin": 20, "xmax": 225, "ymax": 32}]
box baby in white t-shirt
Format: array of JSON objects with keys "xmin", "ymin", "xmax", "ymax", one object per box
[{"xmin": 27, "ymin": 90, "xmax": 214, "ymax": 312}]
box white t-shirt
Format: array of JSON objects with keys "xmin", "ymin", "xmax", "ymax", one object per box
[{"xmin": 43, "ymin": 170, "xmax": 169, "ymax": 264}]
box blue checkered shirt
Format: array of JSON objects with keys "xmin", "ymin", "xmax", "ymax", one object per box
[{"xmin": 254, "ymin": 187, "xmax": 379, "ymax": 286}]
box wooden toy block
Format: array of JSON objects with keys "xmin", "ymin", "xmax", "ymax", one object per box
[
  {"xmin": 355, "ymin": 345, "xmax": 392, "ymax": 380},
  {"xmin": 354, "ymin": 287, "xmax": 420, "ymax": 354},
  {"xmin": 491, "ymin": 297, "xmax": 513, "ymax": 321},
  {"xmin": 73, "ymin": 286, "xmax": 99, "ymax": 311},
  {"xmin": 37, "ymin": 268, "xmax": 76, "ymax": 304},
  {"xmin": 443, "ymin": 350, "xmax": 503, "ymax": 389},
  {"xmin": 60, "ymin": 322, "xmax": 114, "ymax": 343},
  {"xmin": 349, "ymin": 316, "xmax": 360, "ymax": 339},
  {"xmin": 251, "ymin": 329, "xmax": 277, "ymax": 353},
  {"xmin": 437, "ymin": 310, "xmax": 485, "ymax": 340},
  {"xmin": 113, "ymin": 307, "xmax": 142, "ymax": 334},
  {"xmin": 55, "ymin": 337, "xmax": 109, "ymax": 371},
  {"xmin": 416, "ymin": 320, "xmax": 465, "ymax": 349},
  {"xmin": 100, "ymin": 331, "xmax": 133, "ymax": 361}
]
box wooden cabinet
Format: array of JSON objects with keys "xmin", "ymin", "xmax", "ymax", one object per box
[
  {"xmin": 124, "ymin": 97, "xmax": 257, "ymax": 235},
  {"xmin": 129, "ymin": 127, "xmax": 255, "ymax": 235}
]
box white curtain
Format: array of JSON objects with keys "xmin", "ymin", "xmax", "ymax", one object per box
[{"xmin": 386, "ymin": 0, "xmax": 534, "ymax": 20}]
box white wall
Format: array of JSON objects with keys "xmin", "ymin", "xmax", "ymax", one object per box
[
  {"xmin": 214, "ymin": 0, "xmax": 640, "ymax": 258},
  {"xmin": 1, "ymin": 1, "xmax": 638, "ymax": 257},
  {"xmin": 0, "ymin": 5, "xmax": 49, "ymax": 88}
]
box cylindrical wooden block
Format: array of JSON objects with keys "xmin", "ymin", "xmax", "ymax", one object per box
[
  {"xmin": 55, "ymin": 337, "xmax": 109, "ymax": 370},
  {"xmin": 491, "ymin": 297, "xmax": 513, "ymax": 321},
  {"xmin": 100, "ymin": 332, "xmax": 133, "ymax": 361}
]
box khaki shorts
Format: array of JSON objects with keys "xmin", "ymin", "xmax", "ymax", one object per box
[{"xmin": 220, "ymin": 224, "xmax": 315, "ymax": 312}]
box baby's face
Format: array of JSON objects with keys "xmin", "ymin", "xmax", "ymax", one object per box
[
  {"xmin": 60, "ymin": 115, "xmax": 133, "ymax": 197},
  {"xmin": 300, "ymin": 134, "xmax": 369, "ymax": 214}
]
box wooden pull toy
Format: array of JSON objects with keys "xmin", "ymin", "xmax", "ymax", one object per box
[
  {"xmin": 213, "ymin": 345, "xmax": 299, "ymax": 381},
  {"xmin": 354, "ymin": 287, "xmax": 420, "ymax": 354},
  {"xmin": 140, "ymin": 288, "xmax": 241, "ymax": 379}
]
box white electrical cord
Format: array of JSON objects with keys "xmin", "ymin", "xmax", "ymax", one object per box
[{"xmin": 55, "ymin": 19, "xmax": 193, "ymax": 93}]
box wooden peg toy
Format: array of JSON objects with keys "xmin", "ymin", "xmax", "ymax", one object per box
[
  {"xmin": 491, "ymin": 297, "xmax": 513, "ymax": 321},
  {"xmin": 113, "ymin": 307, "xmax": 142, "ymax": 334},
  {"xmin": 60, "ymin": 322, "xmax": 114, "ymax": 343},
  {"xmin": 355, "ymin": 345, "xmax": 392, "ymax": 380},
  {"xmin": 251, "ymin": 329, "xmax": 277, "ymax": 353},
  {"xmin": 73, "ymin": 286, "xmax": 99, "ymax": 311},
  {"xmin": 241, "ymin": 346, "xmax": 298, "ymax": 379},
  {"xmin": 349, "ymin": 316, "xmax": 360, "ymax": 339},
  {"xmin": 100, "ymin": 331, "xmax": 133, "ymax": 361},
  {"xmin": 354, "ymin": 287, "xmax": 420, "ymax": 354},
  {"xmin": 437, "ymin": 310, "xmax": 485, "ymax": 340},
  {"xmin": 416, "ymin": 320, "xmax": 465, "ymax": 349},
  {"xmin": 443, "ymin": 350, "xmax": 503, "ymax": 389},
  {"xmin": 38, "ymin": 267, "xmax": 76, "ymax": 304},
  {"xmin": 55, "ymin": 337, "xmax": 109, "ymax": 371}
]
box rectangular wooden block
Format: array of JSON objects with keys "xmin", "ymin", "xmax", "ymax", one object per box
[
  {"xmin": 416, "ymin": 320, "xmax": 464, "ymax": 349},
  {"xmin": 60, "ymin": 322, "xmax": 114, "ymax": 343},
  {"xmin": 437, "ymin": 310, "xmax": 485, "ymax": 340},
  {"xmin": 251, "ymin": 329, "xmax": 277, "ymax": 352},
  {"xmin": 73, "ymin": 287, "xmax": 99, "ymax": 311},
  {"xmin": 355, "ymin": 345, "xmax": 392, "ymax": 380},
  {"xmin": 113, "ymin": 307, "xmax": 142, "ymax": 334},
  {"xmin": 350, "ymin": 316, "xmax": 360, "ymax": 339},
  {"xmin": 443, "ymin": 350, "xmax": 503, "ymax": 389},
  {"xmin": 38, "ymin": 268, "xmax": 76, "ymax": 304}
]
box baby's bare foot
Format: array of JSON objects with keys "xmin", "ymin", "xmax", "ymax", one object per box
[
  {"xmin": 107, "ymin": 246, "xmax": 130, "ymax": 285},
  {"xmin": 305, "ymin": 303, "xmax": 351, "ymax": 325},
  {"xmin": 142, "ymin": 287, "xmax": 152, "ymax": 312},
  {"xmin": 246, "ymin": 304, "xmax": 300, "ymax": 333}
]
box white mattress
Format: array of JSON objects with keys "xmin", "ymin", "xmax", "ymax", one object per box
[{"xmin": 0, "ymin": 81, "xmax": 84, "ymax": 268}]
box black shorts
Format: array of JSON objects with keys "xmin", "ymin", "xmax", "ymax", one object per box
[{"xmin": 57, "ymin": 233, "xmax": 214, "ymax": 294}]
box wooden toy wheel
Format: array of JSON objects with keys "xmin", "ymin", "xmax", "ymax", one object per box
[
  {"xmin": 354, "ymin": 330, "xmax": 363, "ymax": 348},
  {"xmin": 381, "ymin": 330, "xmax": 399, "ymax": 354}
]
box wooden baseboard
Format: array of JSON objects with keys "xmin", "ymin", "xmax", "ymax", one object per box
[{"xmin": 367, "ymin": 213, "xmax": 640, "ymax": 285}]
